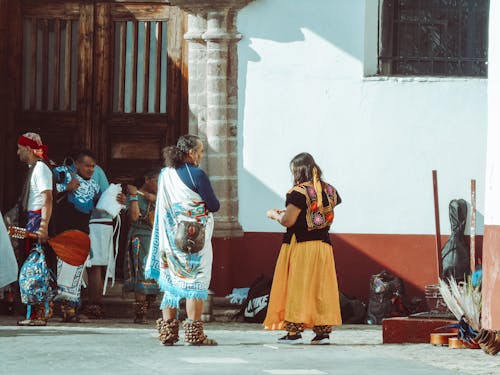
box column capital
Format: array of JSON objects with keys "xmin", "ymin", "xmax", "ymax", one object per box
[
  {"xmin": 203, "ymin": 9, "xmax": 242, "ymax": 42},
  {"xmin": 169, "ymin": 0, "xmax": 253, "ymax": 12}
]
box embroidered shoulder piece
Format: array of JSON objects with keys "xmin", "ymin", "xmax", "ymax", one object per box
[{"xmin": 291, "ymin": 182, "xmax": 339, "ymax": 231}]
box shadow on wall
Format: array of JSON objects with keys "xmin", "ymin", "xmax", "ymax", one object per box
[
  {"xmin": 236, "ymin": 0, "xmax": 366, "ymax": 230},
  {"xmin": 236, "ymin": 0, "xmax": 365, "ymax": 147},
  {"xmin": 239, "ymin": 0, "xmax": 364, "ymax": 57},
  {"xmin": 211, "ymin": 231, "xmax": 483, "ymax": 305},
  {"xmin": 228, "ymin": 167, "xmax": 485, "ymax": 303},
  {"xmin": 227, "ymin": 0, "xmax": 485, "ymax": 303}
]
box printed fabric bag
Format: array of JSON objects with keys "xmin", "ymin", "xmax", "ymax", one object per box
[{"xmin": 18, "ymin": 244, "xmax": 56, "ymax": 319}]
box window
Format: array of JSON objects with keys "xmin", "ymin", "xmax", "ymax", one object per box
[
  {"xmin": 112, "ymin": 20, "xmax": 169, "ymax": 113},
  {"xmin": 22, "ymin": 18, "xmax": 79, "ymax": 111},
  {"xmin": 378, "ymin": 0, "xmax": 489, "ymax": 77}
]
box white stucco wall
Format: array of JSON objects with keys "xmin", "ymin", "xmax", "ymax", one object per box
[{"xmin": 237, "ymin": 0, "xmax": 487, "ymax": 235}]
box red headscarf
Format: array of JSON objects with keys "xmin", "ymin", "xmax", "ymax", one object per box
[{"xmin": 17, "ymin": 132, "xmax": 49, "ymax": 162}]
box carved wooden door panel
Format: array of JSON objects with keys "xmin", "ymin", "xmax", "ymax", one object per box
[
  {"xmin": 93, "ymin": 3, "xmax": 186, "ymax": 182},
  {"xmin": 1, "ymin": 1, "xmax": 185, "ymax": 210},
  {"xmin": 18, "ymin": 1, "xmax": 93, "ymax": 164},
  {"xmin": 17, "ymin": 1, "xmax": 185, "ymax": 177}
]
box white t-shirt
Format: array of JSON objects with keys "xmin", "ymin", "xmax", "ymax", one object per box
[{"xmin": 27, "ymin": 161, "xmax": 53, "ymax": 211}]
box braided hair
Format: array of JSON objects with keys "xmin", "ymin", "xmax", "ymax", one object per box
[{"xmin": 163, "ymin": 134, "xmax": 201, "ymax": 168}]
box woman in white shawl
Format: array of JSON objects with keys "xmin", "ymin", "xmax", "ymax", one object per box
[
  {"xmin": 0, "ymin": 213, "xmax": 18, "ymax": 289},
  {"xmin": 146, "ymin": 134, "xmax": 220, "ymax": 346}
]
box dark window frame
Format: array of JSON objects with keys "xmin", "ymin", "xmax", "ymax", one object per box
[{"xmin": 378, "ymin": 0, "xmax": 489, "ymax": 77}]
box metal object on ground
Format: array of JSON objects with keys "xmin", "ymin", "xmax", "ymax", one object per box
[
  {"xmin": 201, "ymin": 290, "xmax": 215, "ymax": 322},
  {"xmin": 424, "ymin": 284, "xmax": 450, "ymax": 314}
]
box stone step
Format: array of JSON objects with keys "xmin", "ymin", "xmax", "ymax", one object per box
[
  {"xmin": 0, "ymin": 289, "xmax": 244, "ymax": 323},
  {"xmin": 1, "ymin": 279, "xmax": 246, "ymax": 322},
  {"xmin": 0, "ymin": 299, "xmax": 242, "ymax": 322}
]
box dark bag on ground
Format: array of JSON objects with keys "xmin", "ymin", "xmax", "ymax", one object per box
[
  {"xmin": 233, "ymin": 274, "xmax": 273, "ymax": 323},
  {"xmin": 366, "ymin": 270, "xmax": 406, "ymax": 324},
  {"xmin": 340, "ymin": 292, "xmax": 367, "ymax": 324},
  {"xmin": 441, "ymin": 199, "xmax": 470, "ymax": 282}
]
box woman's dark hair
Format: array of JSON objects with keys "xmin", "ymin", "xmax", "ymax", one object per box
[
  {"xmin": 133, "ymin": 168, "xmax": 160, "ymax": 187},
  {"xmin": 290, "ymin": 152, "xmax": 323, "ymax": 185},
  {"xmin": 163, "ymin": 134, "xmax": 201, "ymax": 168}
]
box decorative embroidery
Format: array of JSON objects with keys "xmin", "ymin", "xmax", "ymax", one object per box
[{"xmin": 291, "ymin": 182, "xmax": 338, "ymax": 231}]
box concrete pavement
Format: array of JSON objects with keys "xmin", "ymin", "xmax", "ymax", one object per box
[
  {"xmin": 0, "ymin": 317, "xmax": 499, "ymax": 375},
  {"xmin": 1, "ymin": 241, "xmax": 494, "ymax": 374}
]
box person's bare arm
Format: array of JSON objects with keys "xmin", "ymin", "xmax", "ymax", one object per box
[
  {"xmin": 266, "ymin": 204, "xmax": 301, "ymax": 228},
  {"xmin": 37, "ymin": 190, "xmax": 53, "ymax": 242},
  {"xmin": 127, "ymin": 185, "xmax": 140, "ymax": 222}
]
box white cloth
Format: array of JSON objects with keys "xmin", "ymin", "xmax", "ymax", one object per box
[
  {"xmin": 55, "ymin": 259, "xmax": 87, "ymax": 305},
  {"xmin": 0, "ymin": 214, "xmax": 18, "ymax": 288},
  {"xmin": 27, "ymin": 162, "xmax": 53, "ymax": 210},
  {"xmin": 96, "ymin": 183, "xmax": 124, "ymax": 218},
  {"xmin": 89, "ymin": 182, "xmax": 124, "ymax": 296},
  {"xmin": 88, "ymin": 223, "xmax": 114, "ymax": 266},
  {"xmin": 88, "ymin": 217, "xmax": 121, "ymax": 295},
  {"xmin": 145, "ymin": 167, "xmax": 214, "ymax": 309}
]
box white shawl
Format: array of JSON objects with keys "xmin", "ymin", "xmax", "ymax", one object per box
[
  {"xmin": 145, "ymin": 167, "xmax": 214, "ymax": 308},
  {"xmin": 0, "ymin": 214, "xmax": 18, "ymax": 288}
]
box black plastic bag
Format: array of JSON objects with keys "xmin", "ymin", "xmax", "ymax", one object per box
[{"xmin": 366, "ymin": 270, "xmax": 405, "ymax": 324}]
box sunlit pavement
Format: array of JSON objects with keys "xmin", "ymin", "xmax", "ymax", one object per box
[{"xmin": 0, "ymin": 317, "xmax": 498, "ymax": 375}]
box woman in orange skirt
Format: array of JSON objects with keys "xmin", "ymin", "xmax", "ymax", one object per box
[{"xmin": 264, "ymin": 152, "xmax": 342, "ymax": 345}]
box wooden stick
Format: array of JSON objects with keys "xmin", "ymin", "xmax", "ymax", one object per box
[
  {"xmin": 470, "ymin": 179, "xmax": 476, "ymax": 273},
  {"xmin": 432, "ymin": 170, "xmax": 442, "ymax": 280}
]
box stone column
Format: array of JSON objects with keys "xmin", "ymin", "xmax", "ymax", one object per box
[
  {"xmin": 184, "ymin": 13, "xmax": 207, "ymax": 136},
  {"xmin": 202, "ymin": 9, "xmax": 241, "ymax": 237},
  {"xmin": 171, "ymin": 0, "xmax": 252, "ymax": 238}
]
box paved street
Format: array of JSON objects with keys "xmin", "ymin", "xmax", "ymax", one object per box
[{"xmin": 0, "ymin": 317, "xmax": 499, "ymax": 375}]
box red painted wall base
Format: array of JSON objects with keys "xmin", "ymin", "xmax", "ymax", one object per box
[
  {"xmin": 210, "ymin": 232, "xmax": 483, "ymax": 304},
  {"xmin": 382, "ymin": 317, "xmax": 457, "ymax": 344}
]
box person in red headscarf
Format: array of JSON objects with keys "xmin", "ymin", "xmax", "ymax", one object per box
[{"xmin": 16, "ymin": 132, "xmax": 56, "ymax": 326}]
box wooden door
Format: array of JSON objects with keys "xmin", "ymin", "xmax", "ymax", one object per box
[
  {"xmin": 0, "ymin": 1, "xmax": 186, "ymax": 210},
  {"xmin": 93, "ymin": 3, "xmax": 186, "ymax": 183},
  {"xmin": 17, "ymin": 1, "xmax": 93, "ymax": 164}
]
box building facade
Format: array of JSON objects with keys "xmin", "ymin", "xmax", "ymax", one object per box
[{"xmin": 1, "ymin": 0, "xmax": 497, "ymax": 327}]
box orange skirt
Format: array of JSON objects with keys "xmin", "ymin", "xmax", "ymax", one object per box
[{"xmin": 263, "ymin": 235, "xmax": 342, "ymax": 330}]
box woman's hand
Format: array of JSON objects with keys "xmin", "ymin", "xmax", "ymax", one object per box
[
  {"xmin": 266, "ymin": 209, "xmax": 285, "ymax": 221},
  {"xmin": 142, "ymin": 192, "xmax": 156, "ymax": 203},
  {"xmin": 267, "ymin": 206, "xmax": 300, "ymax": 227},
  {"xmin": 116, "ymin": 192, "xmax": 127, "ymax": 205},
  {"xmin": 127, "ymin": 184, "xmax": 138, "ymax": 195}
]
